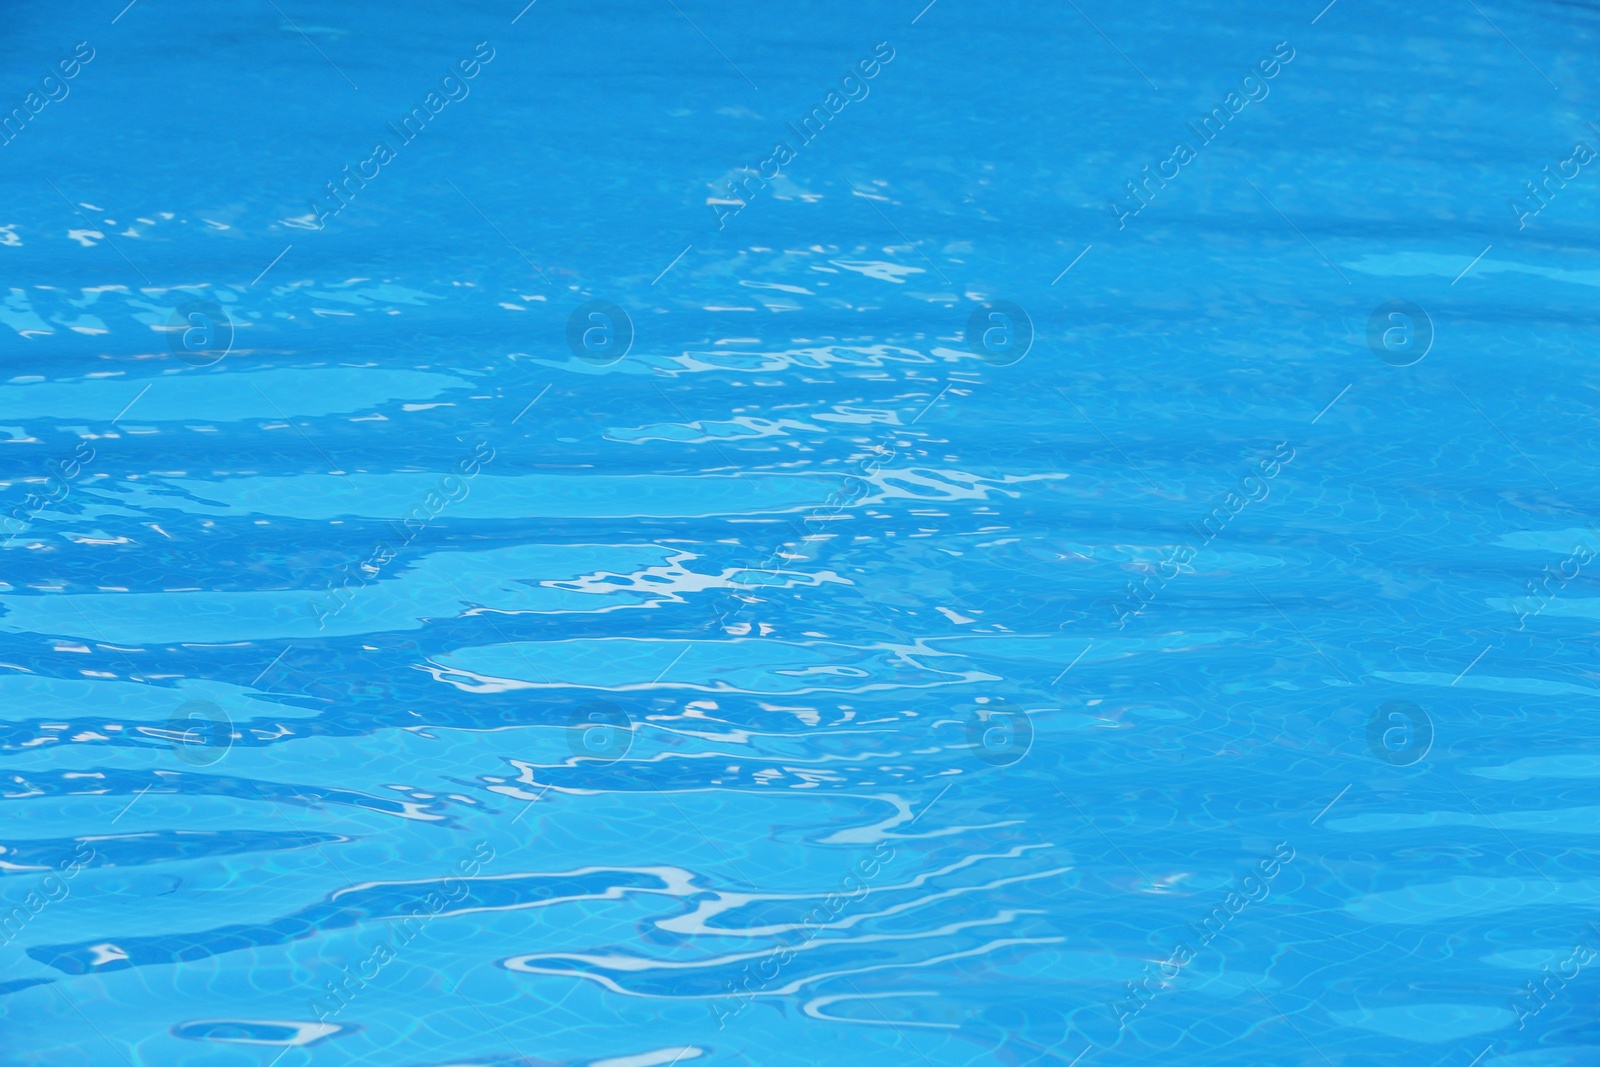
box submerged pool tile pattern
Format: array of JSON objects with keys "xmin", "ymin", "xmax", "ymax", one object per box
[{"xmin": 2, "ymin": 0, "xmax": 1599, "ymax": 1064}]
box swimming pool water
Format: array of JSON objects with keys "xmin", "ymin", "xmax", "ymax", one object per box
[{"xmin": 3, "ymin": 1, "xmax": 1600, "ymax": 1064}]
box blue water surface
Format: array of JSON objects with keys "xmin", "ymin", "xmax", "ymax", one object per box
[{"xmin": 3, "ymin": 1, "xmax": 1600, "ymax": 1064}]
